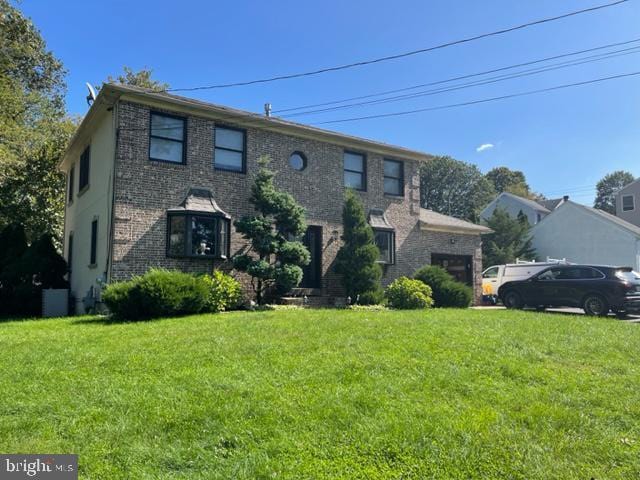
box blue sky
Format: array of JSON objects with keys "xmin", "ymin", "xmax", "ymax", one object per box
[{"xmin": 21, "ymin": 0, "xmax": 640, "ymax": 204}]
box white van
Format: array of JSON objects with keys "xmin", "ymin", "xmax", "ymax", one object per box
[{"xmin": 482, "ymin": 259, "xmax": 570, "ymax": 297}]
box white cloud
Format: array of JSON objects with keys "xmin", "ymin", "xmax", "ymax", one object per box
[{"xmin": 476, "ymin": 143, "xmax": 494, "ymax": 153}]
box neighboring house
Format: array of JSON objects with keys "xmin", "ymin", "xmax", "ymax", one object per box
[
  {"xmin": 537, "ymin": 195, "xmax": 570, "ymax": 211},
  {"xmin": 530, "ymin": 200, "xmax": 640, "ymax": 270},
  {"xmin": 59, "ymin": 84, "xmax": 491, "ymax": 312},
  {"xmin": 480, "ymin": 192, "xmax": 550, "ymax": 225},
  {"xmin": 615, "ymin": 178, "xmax": 640, "ymax": 227}
]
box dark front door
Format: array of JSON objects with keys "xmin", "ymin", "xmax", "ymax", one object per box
[
  {"xmin": 431, "ymin": 254, "xmax": 473, "ymax": 286},
  {"xmin": 300, "ymin": 226, "xmax": 322, "ymax": 288}
]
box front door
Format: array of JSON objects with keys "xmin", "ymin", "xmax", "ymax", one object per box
[{"xmin": 300, "ymin": 226, "xmax": 322, "ymax": 288}]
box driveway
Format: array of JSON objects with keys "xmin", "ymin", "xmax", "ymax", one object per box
[{"xmin": 473, "ymin": 305, "xmax": 640, "ymax": 323}]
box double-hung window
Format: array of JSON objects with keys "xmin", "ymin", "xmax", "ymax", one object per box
[
  {"xmin": 344, "ymin": 151, "xmax": 366, "ymax": 190},
  {"xmin": 383, "ymin": 159, "xmax": 404, "ymax": 196},
  {"xmin": 214, "ymin": 126, "xmax": 246, "ymax": 172},
  {"xmin": 622, "ymin": 194, "xmax": 635, "ymax": 212},
  {"xmin": 373, "ymin": 229, "xmax": 395, "ymax": 265},
  {"xmin": 68, "ymin": 165, "xmax": 75, "ymax": 203},
  {"xmin": 79, "ymin": 146, "xmax": 90, "ymax": 193},
  {"xmin": 89, "ymin": 219, "xmax": 98, "ymax": 267},
  {"xmin": 149, "ymin": 112, "xmax": 186, "ymax": 163}
]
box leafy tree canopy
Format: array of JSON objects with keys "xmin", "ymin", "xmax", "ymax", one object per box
[
  {"xmin": 593, "ymin": 170, "xmax": 635, "ymax": 214},
  {"xmin": 0, "ymin": 0, "xmax": 73, "ymax": 244},
  {"xmin": 482, "ymin": 208, "xmax": 536, "ymax": 267},
  {"xmin": 420, "ymin": 156, "xmax": 495, "ymax": 222},
  {"xmin": 485, "ymin": 166, "xmax": 545, "ymax": 200},
  {"xmin": 104, "ymin": 66, "xmax": 169, "ymax": 91}
]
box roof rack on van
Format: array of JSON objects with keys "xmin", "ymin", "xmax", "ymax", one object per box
[{"xmin": 515, "ymin": 257, "xmax": 571, "ymax": 265}]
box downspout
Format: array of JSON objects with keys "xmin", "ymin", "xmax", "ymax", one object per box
[{"xmin": 105, "ymin": 102, "xmax": 119, "ymax": 285}]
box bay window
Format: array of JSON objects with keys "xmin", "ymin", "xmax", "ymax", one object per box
[{"xmin": 167, "ymin": 213, "xmax": 230, "ymax": 259}]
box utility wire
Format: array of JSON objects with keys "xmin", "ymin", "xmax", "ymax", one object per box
[
  {"xmin": 314, "ymin": 71, "xmax": 640, "ymax": 125},
  {"xmin": 165, "ymin": 0, "xmax": 630, "ymax": 92},
  {"xmin": 274, "ymin": 38, "xmax": 640, "ymax": 114},
  {"xmin": 280, "ymin": 46, "xmax": 640, "ymax": 118}
]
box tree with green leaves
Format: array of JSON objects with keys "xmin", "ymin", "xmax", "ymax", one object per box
[
  {"xmin": 594, "ymin": 170, "xmax": 635, "ymax": 214},
  {"xmin": 0, "ymin": 0, "xmax": 74, "ymax": 244},
  {"xmin": 233, "ymin": 156, "xmax": 310, "ymax": 304},
  {"xmin": 103, "ymin": 66, "xmax": 169, "ymax": 91},
  {"xmin": 482, "ymin": 208, "xmax": 536, "ymax": 267},
  {"xmin": 334, "ymin": 190, "xmax": 383, "ymax": 304},
  {"xmin": 420, "ymin": 156, "xmax": 495, "ymax": 222},
  {"xmin": 485, "ymin": 167, "xmax": 533, "ymax": 199}
]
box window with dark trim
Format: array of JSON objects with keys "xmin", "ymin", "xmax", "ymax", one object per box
[
  {"xmin": 214, "ymin": 126, "xmax": 246, "ymax": 172},
  {"xmin": 622, "ymin": 194, "xmax": 635, "ymax": 212},
  {"xmin": 149, "ymin": 112, "xmax": 186, "ymax": 163},
  {"xmin": 344, "ymin": 151, "xmax": 366, "ymax": 190},
  {"xmin": 78, "ymin": 146, "xmax": 90, "ymax": 193},
  {"xmin": 90, "ymin": 219, "xmax": 98, "ymax": 266},
  {"xmin": 383, "ymin": 159, "xmax": 404, "ymax": 196},
  {"xmin": 374, "ymin": 229, "xmax": 395, "ymax": 265},
  {"xmin": 68, "ymin": 165, "xmax": 75, "ymax": 203},
  {"xmin": 167, "ymin": 213, "xmax": 230, "ymax": 258},
  {"xmin": 68, "ymin": 233, "xmax": 74, "ymax": 279}
]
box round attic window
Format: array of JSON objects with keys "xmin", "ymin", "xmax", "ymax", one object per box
[{"xmin": 289, "ymin": 152, "xmax": 307, "ymax": 171}]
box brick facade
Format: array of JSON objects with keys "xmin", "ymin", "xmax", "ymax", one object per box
[{"xmin": 110, "ymin": 100, "xmax": 484, "ymax": 303}]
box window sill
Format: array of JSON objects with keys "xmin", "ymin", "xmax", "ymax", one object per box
[
  {"xmin": 214, "ymin": 166, "xmax": 246, "ymax": 174},
  {"xmin": 167, "ymin": 254, "xmax": 228, "ymax": 260},
  {"xmin": 88, "ymin": 263, "xmax": 97, "ymax": 269},
  {"xmin": 77, "ymin": 186, "xmax": 89, "ymax": 198},
  {"xmin": 149, "ymin": 157, "xmax": 186, "ymax": 165},
  {"xmin": 384, "ymin": 193, "xmax": 404, "ymax": 199}
]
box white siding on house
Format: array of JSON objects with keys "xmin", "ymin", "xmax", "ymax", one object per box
[
  {"xmin": 616, "ymin": 179, "xmax": 640, "ymax": 228},
  {"xmin": 480, "ymin": 192, "xmax": 549, "ymax": 226},
  {"xmin": 530, "ymin": 202, "xmax": 640, "ymax": 270},
  {"xmin": 62, "ymin": 109, "xmax": 115, "ymax": 313}
]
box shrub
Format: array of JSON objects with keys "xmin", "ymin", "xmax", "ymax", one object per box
[
  {"xmin": 439, "ymin": 281, "xmax": 474, "ymax": 308},
  {"xmin": 202, "ymin": 270, "xmax": 243, "ymax": 313},
  {"xmin": 414, "ymin": 265, "xmax": 473, "ymax": 308},
  {"xmin": 385, "ymin": 277, "xmax": 433, "ymax": 310},
  {"xmin": 356, "ymin": 289, "xmax": 386, "ymax": 306},
  {"xmin": 102, "ymin": 269, "xmax": 209, "ymax": 320},
  {"xmin": 334, "ymin": 190, "xmax": 384, "ymax": 303}
]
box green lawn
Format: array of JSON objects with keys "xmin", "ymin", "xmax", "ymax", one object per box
[{"xmin": 1, "ymin": 309, "xmax": 639, "ymax": 479}]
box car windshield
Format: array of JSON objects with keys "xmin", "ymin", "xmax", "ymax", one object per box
[{"xmin": 615, "ymin": 270, "xmax": 640, "ymax": 282}]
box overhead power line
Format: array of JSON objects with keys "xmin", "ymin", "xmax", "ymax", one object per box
[
  {"xmin": 280, "ymin": 46, "xmax": 640, "ymax": 118},
  {"xmin": 274, "ymin": 37, "xmax": 640, "ymax": 114},
  {"xmin": 314, "ymin": 71, "xmax": 640, "ymax": 125},
  {"xmin": 165, "ymin": 0, "xmax": 629, "ymax": 92}
]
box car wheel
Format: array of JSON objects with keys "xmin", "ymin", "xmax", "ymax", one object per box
[
  {"xmin": 503, "ymin": 291, "xmax": 523, "ymax": 309},
  {"xmin": 583, "ymin": 294, "xmax": 609, "ymax": 317}
]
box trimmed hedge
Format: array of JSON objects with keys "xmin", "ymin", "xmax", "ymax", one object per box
[
  {"xmin": 103, "ymin": 269, "xmax": 209, "ymax": 320},
  {"xmin": 414, "ymin": 265, "xmax": 473, "ymax": 308},
  {"xmin": 385, "ymin": 277, "xmax": 434, "ymax": 310}
]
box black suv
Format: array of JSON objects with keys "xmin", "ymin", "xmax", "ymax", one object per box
[{"xmin": 498, "ymin": 265, "xmax": 640, "ymax": 317}]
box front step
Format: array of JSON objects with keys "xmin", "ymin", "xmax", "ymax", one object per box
[{"xmin": 280, "ymin": 296, "xmax": 346, "ymax": 307}]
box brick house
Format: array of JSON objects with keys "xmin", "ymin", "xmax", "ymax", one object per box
[{"xmin": 60, "ymin": 84, "xmax": 490, "ymax": 312}]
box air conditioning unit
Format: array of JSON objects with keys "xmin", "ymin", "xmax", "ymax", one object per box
[{"xmin": 42, "ymin": 289, "xmax": 69, "ymax": 317}]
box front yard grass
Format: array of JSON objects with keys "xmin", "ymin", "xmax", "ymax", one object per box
[{"xmin": 1, "ymin": 309, "xmax": 639, "ymax": 479}]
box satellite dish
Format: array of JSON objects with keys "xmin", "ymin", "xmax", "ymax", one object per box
[{"xmin": 85, "ymin": 82, "xmax": 97, "ymax": 106}]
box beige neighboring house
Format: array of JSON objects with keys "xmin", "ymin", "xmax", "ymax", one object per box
[
  {"xmin": 59, "ymin": 84, "xmax": 491, "ymax": 313},
  {"xmin": 616, "ymin": 178, "xmax": 640, "ymax": 227}
]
